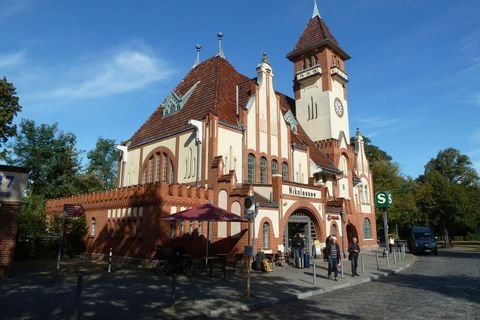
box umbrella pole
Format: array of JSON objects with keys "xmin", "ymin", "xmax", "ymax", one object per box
[
  {"xmin": 247, "ymin": 220, "xmax": 251, "ymax": 297},
  {"xmin": 205, "ymin": 221, "xmax": 210, "ymax": 266}
]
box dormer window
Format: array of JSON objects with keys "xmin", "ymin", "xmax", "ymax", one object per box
[{"xmin": 162, "ymin": 81, "xmax": 200, "ymax": 116}]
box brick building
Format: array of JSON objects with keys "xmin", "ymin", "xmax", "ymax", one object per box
[
  {"xmin": 0, "ymin": 165, "xmax": 29, "ymax": 279},
  {"xmin": 46, "ymin": 4, "xmax": 377, "ymax": 260}
]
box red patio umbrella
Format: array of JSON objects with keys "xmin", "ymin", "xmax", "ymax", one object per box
[
  {"xmin": 160, "ymin": 203, "xmax": 249, "ymax": 261},
  {"xmin": 161, "ymin": 203, "xmax": 249, "ymax": 222}
]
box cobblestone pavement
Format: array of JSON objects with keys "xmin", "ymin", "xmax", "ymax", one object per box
[
  {"xmin": 0, "ymin": 248, "xmax": 413, "ymax": 319},
  {"xmin": 226, "ymin": 247, "xmax": 480, "ymax": 320}
]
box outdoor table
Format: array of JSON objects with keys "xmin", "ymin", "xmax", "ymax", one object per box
[{"xmin": 215, "ymin": 253, "xmax": 229, "ymax": 279}]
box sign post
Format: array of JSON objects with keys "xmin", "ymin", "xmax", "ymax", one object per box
[
  {"xmin": 375, "ymin": 192, "xmax": 393, "ymax": 252},
  {"xmin": 56, "ymin": 204, "xmax": 85, "ymax": 274}
]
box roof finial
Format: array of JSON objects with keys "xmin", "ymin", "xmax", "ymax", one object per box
[
  {"xmin": 261, "ymin": 51, "xmax": 269, "ymax": 64},
  {"xmin": 216, "ymin": 32, "xmax": 225, "ymax": 58},
  {"xmin": 312, "ymin": 0, "xmax": 320, "ymax": 18},
  {"xmin": 356, "ymin": 128, "xmax": 361, "ymax": 137},
  {"xmin": 192, "ymin": 44, "xmax": 202, "ymax": 69}
]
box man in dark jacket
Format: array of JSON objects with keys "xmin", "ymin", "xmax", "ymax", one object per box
[
  {"xmin": 348, "ymin": 237, "xmax": 361, "ymax": 277},
  {"xmin": 326, "ymin": 236, "xmax": 341, "ymax": 281}
]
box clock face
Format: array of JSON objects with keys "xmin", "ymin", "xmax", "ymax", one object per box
[{"xmin": 334, "ymin": 99, "xmax": 344, "ymax": 117}]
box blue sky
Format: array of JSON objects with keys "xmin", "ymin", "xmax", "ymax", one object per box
[{"xmin": 1, "ymin": 0, "xmax": 479, "ymax": 178}]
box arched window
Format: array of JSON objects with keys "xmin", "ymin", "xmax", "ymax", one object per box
[
  {"xmin": 169, "ymin": 222, "xmax": 175, "ymax": 239},
  {"xmin": 260, "ymin": 157, "xmax": 267, "ymax": 184},
  {"xmin": 271, "ymin": 159, "xmax": 278, "ymax": 176},
  {"xmin": 331, "ymin": 223, "xmax": 337, "ymax": 236},
  {"xmin": 364, "ymin": 219, "xmax": 372, "ymax": 239},
  {"xmin": 142, "ymin": 148, "xmax": 176, "ymax": 184},
  {"xmin": 263, "ymin": 223, "xmax": 270, "ymax": 249},
  {"xmin": 364, "ymin": 185, "xmax": 370, "ymax": 204},
  {"xmin": 189, "ymin": 221, "xmax": 194, "ymax": 237},
  {"xmin": 179, "ymin": 221, "xmax": 184, "ymax": 237},
  {"xmin": 247, "ymin": 154, "xmax": 256, "ymax": 183},
  {"xmin": 90, "ymin": 218, "xmax": 96, "ymax": 237},
  {"xmin": 340, "ymin": 155, "xmax": 348, "ymax": 176},
  {"xmin": 282, "ymin": 162, "xmax": 288, "ymax": 181},
  {"xmin": 359, "ymin": 185, "xmax": 365, "ymax": 203}
]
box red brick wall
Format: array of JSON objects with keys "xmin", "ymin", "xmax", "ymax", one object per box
[{"xmin": 0, "ymin": 203, "xmax": 20, "ymax": 279}]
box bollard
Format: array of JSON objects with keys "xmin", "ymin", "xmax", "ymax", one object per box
[
  {"xmin": 393, "ymin": 248, "xmax": 397, "ymax": 264},
  {"xmin": 375, "ymin": 251, "xmax": 380, "ymax": 270},
  {"xmin": 341, "ymin": 259, "xmax": 344, "ymax": 279},
  {"xmin": 386, "ymin": 250, "xmax": 390, "ymax": 267},
  {"xmin": 402, "ymin": 245, "xmax": 406, "ymax": 260},
  {"xmin": 361, "ymin": 253, "xmax": 365, "ymax": 274},
  {"xmin": 108, "ymin": 248, "xmax": 112, "ymax": 273},
  {"xmin": 73, "ymin": 275, "xmax": 83, "ymax": 320},
  {"xmin": 171, "ymin": 272, "xmax": 176, "ymax": 307},
  {"xmin": 313, "ymin": 262, "xmax": 316, "ymax": 285}
]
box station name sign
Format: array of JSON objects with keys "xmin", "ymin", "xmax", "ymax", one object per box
[
  {"xmin": 284, "ymin": 185, "xmax": 320, "ymax": 199},
  {"xmin": 0, "ymin": 166, "xmax": 29, "ymax": 203}
]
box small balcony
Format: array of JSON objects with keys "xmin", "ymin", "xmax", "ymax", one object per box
[
  {"xmin": 296, "ymin": 65, "xmax": 322, "ymax": 81},
  {"xmin": 330, "ymin": 66, "xmax": 348, "ymax": 82}
]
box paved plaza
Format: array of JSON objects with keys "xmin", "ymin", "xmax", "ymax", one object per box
[{"xmin": 0, "ymin": 249, "xmax": 413, "ymax": 319}]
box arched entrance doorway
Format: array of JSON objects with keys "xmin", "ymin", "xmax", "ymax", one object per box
[
  {"xmin": 346, "ymin": 223, "xmax": 359, "ymax": 246},
  {"xmin": 284, "ymin": 210, "xmax": 322, "ymax": 257}
]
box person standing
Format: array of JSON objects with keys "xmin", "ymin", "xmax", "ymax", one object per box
[
  {"xmin": 348, "ymin": 237, "xmax": 361, "ymax": 277},
  {"xmin": 326, "ymin": 236, "xmax": 341, "ymax": 281}
]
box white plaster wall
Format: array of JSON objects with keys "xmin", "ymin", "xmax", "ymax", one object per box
[
  {"xmin": 231, "ymin": 201, "xmax": 242, "ymax": 236},
  {"xmin": 252, "ymin": 186, "xmax": 273, "ymax": 201},
  {"xmin": 217, "ymin": 127, "xmax": 243, "ymax": 181},
  {"xmin": 280, "ymin": 117, "xmax": 289, "ymax": 160},
  {"xmin": 338, "ymin": 177, "xmax": 349, "ymax": 199},
  {"xmin": 247, "ymin": 95, "xmax": 257, "ymax": 150},
  {"xmin": 124, "ymin": 148, "xmax": 140, "ymax": 186},
  {"xmin": 217, "ymin": 190, "xmax": 228, "ymax": 238},
  {"xmin": 269, "ymin": 95, "xmax": 279, "ymax": 157},
  {"xmin": 178, "ymin": 132, "xmax": 200, "ymax": 184},
  {"xmin": 142, "ymin": 137, "xmax": 176, "ymax": 161},
  {"xmin": 293, "ymin": 150, "xmax": 309, "ymax": 184},
  {"xmin": 330, "ymin": 80, "xmax": 350, "ymax": 141},
  {"xmin": 254, "ymin": 208, "xmax": 279, "ymax": 239},
  {"xmin": 258, "ymin": 78, "xmax": 268, "ymax": 154}
]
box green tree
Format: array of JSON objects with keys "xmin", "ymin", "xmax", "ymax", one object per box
[
  {"xmin": 417, "ymin": 148, "xmax": 480, "ymax": 241},
  {"xmin": 9, "ymin": 119, "xmax": 82, "ymax": 199},
  {"xmin": 0, "ymin": 77, "xmax": 22, "ymax": 158},
  {"xmin": 86, "ymin": 137, "xmax": 118, "ymax": 189},
  {"xmin": 360, "ymin": 137, "xmax": 420, "ymax": 238}
]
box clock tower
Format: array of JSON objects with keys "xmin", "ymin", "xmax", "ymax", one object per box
[{"xmin": 287, "ymin": 3, "xmax": 351, "ymax": 142}]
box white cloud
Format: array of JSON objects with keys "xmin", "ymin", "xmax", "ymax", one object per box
[
  {"xmin": 0, "ymin": 51, "xmax": 26, "ymax": 68},
  {"xmin": 38, "ymin": 48, "xmax": 174, "ymax": 101}
]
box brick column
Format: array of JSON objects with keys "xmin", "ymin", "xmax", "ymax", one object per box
[{"xmin": 0, "ymin": 203, "xmax": 20, "ymax": 279}]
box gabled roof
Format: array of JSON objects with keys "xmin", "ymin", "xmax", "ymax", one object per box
[
  {"xmin": 287, "ymin": 16, "xmax": 350, "ymax": 61},
  {"xmin": 129, "ymin": 56, "xmax": 253, "ymax": 147}
]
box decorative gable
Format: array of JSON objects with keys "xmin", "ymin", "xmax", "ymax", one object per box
[
  {"xmin": 284, "ymin": 110, "xmax": 299, "ymax": 133},
  {"xmin": 163, "ymin": 81, "xmax": 200, "ymax": 116}
]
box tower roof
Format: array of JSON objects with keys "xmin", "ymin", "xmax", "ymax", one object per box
[{"xmin": 287, "ymin": 15, "xmax": 350, "ymax": 61}]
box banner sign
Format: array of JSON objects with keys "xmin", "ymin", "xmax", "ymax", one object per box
[
  {"xmin": 64, "ymin": 204, "xmax": 85, "ymax": 217},
  {"xmin": 0, "ymin": 165, "xmax": 29, "ymax": 203}
]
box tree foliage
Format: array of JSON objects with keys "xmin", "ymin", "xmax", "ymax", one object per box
[
  {"xmin": 417, "ymin": 148, "xmax": 480, "ymax": 239},
  {"xmin": 86, "ymin": 137, "xmax": 118, "ymax": 190},
  {"xmin": 0, "ymin": 77, "xmax": 22, "ymax": 158},
  {"xmin": 9, "ymin": 119, "xmax": 82, "ymax": 199}
]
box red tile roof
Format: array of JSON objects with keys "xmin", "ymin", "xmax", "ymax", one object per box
[
  {"xmin": 287, "ymin": 16, "xmax": 349, "ymax": 60},
  {"xmin": 129, "ymin": 56, "xmax": 253, "ymax": 147}
]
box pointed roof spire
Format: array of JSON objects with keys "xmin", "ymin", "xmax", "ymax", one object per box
[
  {"xmin": 192, "ymin": 44, "xmax": 202, "ymax": 69},
  {"xmin": 312, "ymin": 0, "xmax": 320, "ymax": 18},
  {"xmin": 216, "ymin": 32, "xmax": 225, "ymax": 58}
]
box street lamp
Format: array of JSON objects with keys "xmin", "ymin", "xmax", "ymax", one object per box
[{"xmin": 339, "ymin": 209, "xmax": 346, "ymax": 259}]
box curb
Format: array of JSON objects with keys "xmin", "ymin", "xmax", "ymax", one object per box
[{"xmin": 206, "ymin": 259, "xmax": 414, "ymax": 319}]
